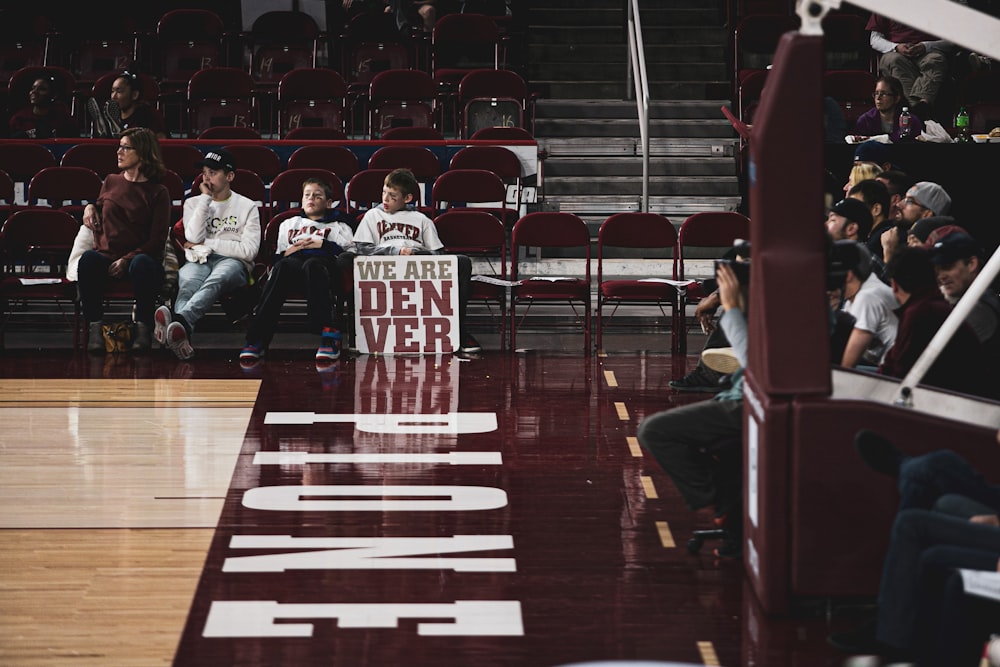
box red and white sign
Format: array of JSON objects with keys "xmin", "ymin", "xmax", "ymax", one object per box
[{"xmin": 354, "ymin": 256, "xmax": 459, "ymax": 355}]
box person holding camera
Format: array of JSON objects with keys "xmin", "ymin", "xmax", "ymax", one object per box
[{"xmin": 637, "ymin": 259, "xmax": 750, "ymax": 559}]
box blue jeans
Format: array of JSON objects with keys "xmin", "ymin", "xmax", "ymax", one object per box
[
  {"xmin": 175, "ymin": 255, "xmax": 248, "ymax": 332},
  {"xmin": 876, "ymin": 508, "xmax": 1000, "ymax": 650},
  {"xmin": 898, "ymin": 449, "xmax": 1000, "ymax": 515},
  {"xmin": 77, "ymin": 250, "xmax": 164, "ymax": 325}
]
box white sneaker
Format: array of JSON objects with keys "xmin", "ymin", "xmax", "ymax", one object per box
[
  {"xmin": 701, "ymin": 347, "xmax": 741, "ymax": 375},
  {"xmin": 153, "ymin": 306, "xmax": 171, "ymax": 346},
  {"xmin": 166, "ymin": 321, "xmax": 194, "ymax": 360}
]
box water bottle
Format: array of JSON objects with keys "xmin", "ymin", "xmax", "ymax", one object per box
[
  {"xmin": 955, "ymin": 106, "xmax": 971, "ymax": 142},
  {"xmin": 898, "ymin": 106, "xmax": 911, "ymax": 140}
]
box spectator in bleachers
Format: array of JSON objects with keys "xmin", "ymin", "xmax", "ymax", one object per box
[
  {"xmin": 852, "ymin": 75, "xmax": 925, "ymax": 143},
  {"xmin": 8, "ymin": 76, "xmax": 79, "ymax": 139},
  {"xmin": 340, "ymin": 0, "xmax": 445, "ymax": 33},
  {"xmin": 848, "ymin": 178, "xmax": 893, "ymax": 264},
  {"xmin": 879, "ymin": 245, "xmax": 988, "ymax": 396},
  {"xmin": 876, "ymin": 169, "xmax": 915, "ymax": 221},
  {"xmin": 835, "ymin": 242, "xmax": 898, "ymax": 369},
  {"xmin": 865, "ymin": 13, "xmax": 958, "ymax": 120},
  {"xmin": 240, "ymin": 177, "xmax": 355, "ymax": 368},
  {"xmin": 878, "ymin": 181, "xmax": 952, "ymax": 266},
  {"xmin": 154, "ymin": 149, "xmax": 260, "ymax": 360},
  {"xmin": 826, "ymin": 197, "xmax": 874, "ymax": 243},
  {"xmin": 88, "ymin": 71, "xmax": 167, "ymax": 140},
  {"xmin": 77, "ymin": 128, "xmax": 170, "ymax": 354},
  {"xmin": 928, "ymin": 228, "xmax": 1000, "ymax": 393},
  {"xmin": 842, "ymin": 161, "xmax": 882, "ymax": 195}
]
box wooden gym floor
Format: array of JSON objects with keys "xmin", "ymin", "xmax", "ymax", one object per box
[{"xmin": 0, "ymin": 327, "xmax": 863, "ymax": 667}]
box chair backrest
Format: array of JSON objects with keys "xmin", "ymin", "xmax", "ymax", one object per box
[
  {"xmin": 0, "ymin": 208, "xmax": 80, "ymax": 273},
  {"xmin": 469, "ymin": 126, "xmax": 533, "ymax": 141},
  {"xmin": 738, "ymin": 68, "xmax": 769, "ymax": 123},
  {"xmin": 156, "ymin": 8, "xmax": 225, "ymax": 85},
  {"xmin": 27, "ymin": 166, "xmax": 103, "ymax": 213},
  {"xmin": 161, "ymin": 143, "xmax": 207, "ymax": 183},
  {"xmin": 59, "ymin": 141, "xmax": 119, "ymax": 178},
  {"xmin": 162, "ymin": 169, "xmax": 186, "ymax": 219},
  {"xmin": 431, "ymin": 169, "xmax": 506, "ymax": 214},
  {"xmin": 74, "ymin": 39, "xmax": 136, "ymax": 90},
  {"xmin": 0, "ymin": 169, "xmax": 16, "ymax": 223},
  {"xmin": 676, "ymin": 211, "xmax": 751, "ymax": 279},
  {"xmin": 344, "ymin": 41, "xmax": 411, "ymax": 91},
  {"xmin": 221, "ymin": 144, "xmax": 283, "ymax": 183},
  {"xmin": 380, "ymin": 126, "xmax": 445, "ymax": 140},
  {"xmin": 431, "ymin": 13, "xmax": 500, "ymax": 86},
  {"xmin": 287, "ymin": 145, "xmax": 360, "ymax": 181},
  {"xmin": 345, "ymin": 168, "xmax": 391, "ymax": 219},
  {"xmin": 449, "ymin": 145, "xmax": 522, "ymax": 180},
  {"xmin": 458, "ymin": 68, "xmax": 527, "ymax": 102},
  {"xmin": 0, "ymin": 143, "xmax": 58, "ymax": 185},
  {"xmin": 268, "ymin": 168, "xmax": 344, "ymax": 217},
  {"xmin": 187, "ymin": 67, "xmax": 256, "ymax": 137},
  {"xmin": 368, "ymin": 146, "xmax": 441, "ymax": 180},
  {"xmin": 282, "ymin": 126, "xmax": 349, "ymax": 140},
  {"xmin": 368, "ymin": 69, "xmax": 437, "ymax": 139},
  {"xmin": 197, "ymin": 126, "xmax": 262, "ymax": 140},
  {"xmin": 597, "ymin": 212, "xmax": 677, "ymax": 281},
  {"xmin": 433, "ymin": 209, "xmax": 506, "ymax": 270},
  {"xmin": 260, "ymin": 208, "xmax": 305, "ymax": 263},
  {"xmin": 457, "ymin": 68, "xmax": 527, "ymax": 137},
  {"xmin": 277, "ymin": 67, "xmax": 348, "ymax": 136},
  {"xmin": 510, "ymin": 212, "xmax": 591, "ymax": 282},
  {"xmin": 823, "ymin": 69, "xmax": 877, "ymax": 130},
  {"xmin": 247, "ymin": 11, "xmax": 320, "ymax": 84}
]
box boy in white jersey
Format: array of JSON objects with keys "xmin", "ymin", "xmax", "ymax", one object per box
[
  {"xmin": 352, "ymin": 168, "xmax": 481, "ymax": 354},
  {"xmin": 155, "ymin": 148, "xmax": 261, "ymax": 359},
  {"xmin": 240, "ymin": 178, "xmax": 356, "ymax": 367}
]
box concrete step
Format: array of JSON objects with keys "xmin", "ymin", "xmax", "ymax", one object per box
[
  {"xmin": 528, "ymin": 43, "xmax": 727, "ymax": 65},
  {"xmin": 529, "ymin": 61, "xmax": 728, "ymax": 82},
  {"xmin": 538, "ymin": 137, "xmax": 738, "ymax": 158},
  {"xmin": 545, "ymin": 195, "xmax": 743, "ymax": 220},
  {"xmin": 527, "ymin": 25, "xmax": 727, "ymax": 46},
  {"xmin": 534, "ymin": 117, "xmax": 735, "ymax": 138},
  {"xmin": 529, "ymin": 7, "xmax": 723, "ymax": 27},
  {"xmin": 532, "ymin": 80, "xmax": 733, "ymax": 100},
  {"xmin": 544, "ymin": 175, "xmax": 740, "ymax": 197},
  {"xmin": 543, "ymin": 156, "xmax": 736, "ymax": 177}
]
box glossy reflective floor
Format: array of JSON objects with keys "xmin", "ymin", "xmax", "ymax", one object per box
[{"xmin": 0, "ymin": 326, "xmax": 866, "ymax": 667}]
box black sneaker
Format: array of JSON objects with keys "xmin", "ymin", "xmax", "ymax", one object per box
[
  {"xmin": 669, "ymin": 365, "xmax": 725, "ymax": 393},
  {"xmin": 86, "ymin": 97, "xmax": 109, "ymax": 137},
  {"xmin": 458, "ymin": 333, "xmax": 482, "ymax": 354},
  {"xmin": 855, "ymin": 430, "xmax": 905, "ymax": 479},
  {"xmin": 104, "ymin": 99, "xmax": 122, "ymax": 136}
]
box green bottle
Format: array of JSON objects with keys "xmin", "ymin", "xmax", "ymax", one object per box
[{"xmin": 955, "ymin": 107, "xmax": 971, "ymax": 143}]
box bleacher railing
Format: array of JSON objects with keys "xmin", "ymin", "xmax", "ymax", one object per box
[{"xmin": 626, "ymin": 0, "xmax": 650, "ymax": 213}]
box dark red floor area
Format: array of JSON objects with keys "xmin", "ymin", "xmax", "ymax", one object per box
[{"xmin": 0, "ymin": 344, "xmax": 866, "ymax": 666}]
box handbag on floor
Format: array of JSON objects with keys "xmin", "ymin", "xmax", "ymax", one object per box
[{"xmin": 102, "ymin": 322, "xmax": 133, "ymax": 353}]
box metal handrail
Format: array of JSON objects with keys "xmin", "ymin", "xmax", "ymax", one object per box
[{"xmin": 626, "ymin": 0, "xmax": 650, "ymax": 213}]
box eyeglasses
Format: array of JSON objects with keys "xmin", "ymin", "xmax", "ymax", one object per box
[
  {"xmin": 903, "ymin": 196, "xmax": 926, "ymax": 208},
  {"xmin": 872, "ymin": 91, "xmax": 898, "ymax": 99},
  {"xmin": 117, "ymin": 144, "xmax": 135, "ymax": 152}
]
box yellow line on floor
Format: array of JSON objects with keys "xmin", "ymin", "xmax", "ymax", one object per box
[
  {"xmin": 615, "ymin": 402, "xmax": 629, "ymax": 420},
  {"xmin": 697, "ymin": 641, "xmax": 721, "ymax": 666},
  {"xmin": 626, "ymin": 436, "xmax": 642, "ymax": 457},
  {"xmin": 603, "ymin": 370, "xmax": 617, "ymax": 387},
  {"xmin": 655, "ymin": 521, "xmax": 675, "ymax": 548},
  {"xmin": 640, "ymin": 475, "xmax": 658, "ymax": 499}
]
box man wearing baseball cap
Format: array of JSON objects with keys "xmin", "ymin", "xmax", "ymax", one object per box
[
  {"xmin": 901, "ymin": 181, "xmax": 951, "ymax": 224},
  {"xmin": 826, "ymin": 197, "xmax": 875, "ymax": 243},
  {"xmin": 928, "ymin": 229, "xmax": 1000, "ymax": 383},
  {"xmin": 154, "ymin": 147, "xmax": 261, "ymax": 360}
]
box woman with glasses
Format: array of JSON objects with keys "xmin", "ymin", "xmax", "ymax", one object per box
[
  {"xmin": 77, "ymin": 127, "xmax": 171, "ymax": 353},
  {"xmin": 853, "ymin": 75, "xmax": 925, "ymax": 143}
]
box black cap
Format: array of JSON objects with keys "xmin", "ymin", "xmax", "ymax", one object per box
[
  {"xmin": 830, "ymin": 197, "xmax": 873, "ymax": 230},
  {"xmin": 195, "ymin": 148, "xmax": 236, "ymax": 172},
  {"xmin": 929, "ymin": 232, "xmax": 982, "ymax": 265}
]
